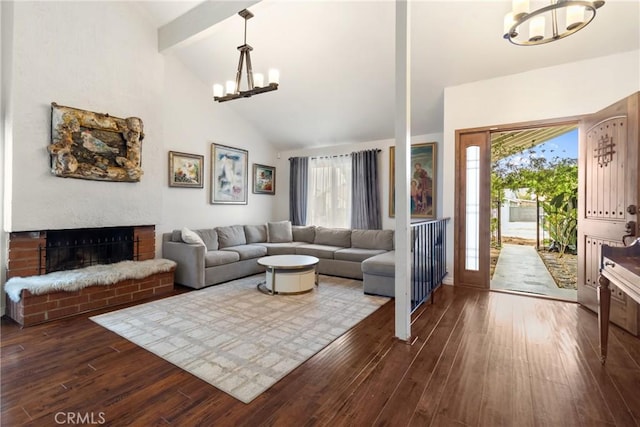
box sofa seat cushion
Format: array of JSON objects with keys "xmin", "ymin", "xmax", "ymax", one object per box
[
  {"xmin": 295, "ymin": 244, "xmax": 344, "ymax": 259},
  {"xmin": 335, "ymin": 248, "xmax": 387, "ymax": 263},
  {"xmin": 361, "ymin": 251, "xmax": 396, "ymax": 277},
  {"xmin": 221, "ymin": 244, "xmax": 268, "ymax": 260},
  {"xmin": 205, "ymin": 250, "xmax": 240, "ymax": 267},
  {"xmin": 255, "ymin": 242, "xmax": 306, "ymax": 255}
]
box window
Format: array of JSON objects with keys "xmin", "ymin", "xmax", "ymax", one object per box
[
  {"xmin": 465, "ymin": 146, "xmax": 480, "ymax": 271},
  {"xmin": 308, "ymin": 155, "xmax": 351, "ymax": 228}
]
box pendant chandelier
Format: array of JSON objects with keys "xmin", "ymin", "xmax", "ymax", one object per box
[
  {"xmin": 503, "ymin": 0, "xmax": 605, "ymax": 46},
  {"xmin": 213, "ymin": 9, "xmax": 279, "ymax": 102}
]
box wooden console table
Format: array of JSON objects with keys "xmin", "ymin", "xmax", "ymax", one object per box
[{"xmin": 598, "ymin": 238, "xmax": 640, "ymax": 364}]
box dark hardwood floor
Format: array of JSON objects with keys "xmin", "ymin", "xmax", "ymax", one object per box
[{"xmin": 2, "ymin": 283, "xmax": 640, "ymax": 426}]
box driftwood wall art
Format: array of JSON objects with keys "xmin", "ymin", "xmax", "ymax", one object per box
[{"xmin": 49, "ymin": 103, "xmax": 144, "ymax": 182}]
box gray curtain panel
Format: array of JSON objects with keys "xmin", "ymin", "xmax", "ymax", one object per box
[
  {"xmin": 289, "ymin": 157, "xmax": 309, "ymax": 226},
  {"xmin": 351, "ymin": 149, "xmax": 381, "ymax": 229}
]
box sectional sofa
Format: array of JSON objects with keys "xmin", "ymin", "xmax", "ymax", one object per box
[{"xmin": 162, "ymin": 220, "xmax": 396, "ymax": 297}]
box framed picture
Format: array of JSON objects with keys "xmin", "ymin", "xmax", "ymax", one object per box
[
  {"xmin": 211, "ymin": 143, "xmax": 248, "ymax": 204},
  {"xmin": 49, "ymin": 102, "xmax": 144, "ymax": 182},
  {"xmin": 168, "ymin": 151, "xmax": 204, "ymax": 188},
  {"xmin": 389, "ymin": 142, "xmax": 437, "ymax": 218},
  {"xmin": 252, "ymin": 164, "xmax": 276, "ymax": 195}
]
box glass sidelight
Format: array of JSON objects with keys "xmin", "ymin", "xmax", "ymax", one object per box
[{"xmin": 465, "ymin": 146, "xmax": 480, "ymax": 271}]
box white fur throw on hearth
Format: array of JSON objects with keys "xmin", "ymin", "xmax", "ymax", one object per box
[{"xmin": 4, "ymin": 259, "xmax": 177, "ymax": 303}]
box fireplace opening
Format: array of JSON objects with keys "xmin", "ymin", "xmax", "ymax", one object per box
[{"xmin": 44, "ymin": 226, "xmax": 137, "ymax": 273}]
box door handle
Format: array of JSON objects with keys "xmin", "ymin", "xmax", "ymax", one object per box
[{"xmin": 623, "ymin": 221, "xmax": 637, "ymax": 246}]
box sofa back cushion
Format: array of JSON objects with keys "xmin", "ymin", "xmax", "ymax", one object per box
[
  {"xmin": 314, "ymin": 226, "xmax": 351, "ymax": 247},
  {"xmin": 351, "ymin": 229, "xmax": 394, "ymax": 251},
  {"xmin": 216, "ymin": 225, "xmax": 247, "ymax": 248},
  {"xmin": 292, "ymin": 225, "xmax": 316, "ymax": 243},
  {"xmin": 244, "ymin": 224, "xmax": 267, "ymax": 243},
  {"xmin": 268, "ymin": 220, "xmax": 293, "ymax": 243},
  {"xmin": 196, "ymin": 229, "xmax": 219, "ymax": 251}
]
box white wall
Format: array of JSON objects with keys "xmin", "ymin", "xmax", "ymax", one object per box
[
  {"xmin": 274, "ymin": 132, "xmax": 443, "ymax": 231},
  {"xmin": 160, "ymin": 56, "xmax": 278, "ymax": 239},
  {"xmin": 3, "ymin": 1, "xmax": 279, "ymax": 262},
  {"xmin": 0, "ymin": 1, "xmax": 12, "ymax": 316},
  {"xmin": 442, "ymin": 49, "xmax": 640, "ymax": 283}
]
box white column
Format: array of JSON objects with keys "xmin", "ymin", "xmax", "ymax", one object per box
[{"xmin": 394, "ymin": 0, "xmax": 411, "ymax": 341}]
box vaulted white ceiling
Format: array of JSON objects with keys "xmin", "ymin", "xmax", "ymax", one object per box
[{"xmin": 139, "ymin": 0, "xmax": 640, "ymax": 150}]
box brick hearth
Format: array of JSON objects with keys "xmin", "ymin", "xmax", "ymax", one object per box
[
  {"xmin": 6, "ymin": 270, "xmax": 175, "ymax": 326},
  {"xmin": 4, "ymin": 225, "xmax": 176, "ymax": 326}
]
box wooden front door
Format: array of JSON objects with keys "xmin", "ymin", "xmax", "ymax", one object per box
[{"xmin": 578, "ymin": 92, "xmax": 640, "ymax": 335}]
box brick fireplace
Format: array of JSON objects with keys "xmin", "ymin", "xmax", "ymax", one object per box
[
  {"xmin": 5, "ymin": 225, "xmax": 174, "ymax": 326},
  {"xmin": 7, "ymin": 225, "xmax": 155, "ymax": 279}
]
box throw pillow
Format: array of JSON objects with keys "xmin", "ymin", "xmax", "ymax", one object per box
[
  {"xmin": 181, "ymin": 227, "xmax": 205, "ymax": 246},
  {"xmin": 268, "ymin": 220, "xmax": 293, "ymax": 243}
]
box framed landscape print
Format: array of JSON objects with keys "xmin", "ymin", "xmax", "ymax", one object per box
[
  {"xmin": 211, "ymin": 143, "xmax": 248, "ymax": 204},
  {"xmin": 389, "ymin": 142, "xmax": 436, "ymax": 218},
  {"xmin": 252, "ymin": 164, "xmax": 276, "ymax": 195},
  {"xmin": 168, "ymin": 151, "xmax": 204, "ymax": 188}
]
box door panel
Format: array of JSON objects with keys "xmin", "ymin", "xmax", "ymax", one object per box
[{"xmin": 578, "ymin": 92, "xmax": 639, "ymax": 336}]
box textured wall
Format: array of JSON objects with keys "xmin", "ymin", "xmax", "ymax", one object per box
[
  {"xmin": 9, "ymin": 1, "xmax": 164, "ymax": 231},
  {"xmin": 6, "ymin": 1, "xmax": 279, "ymax": 256}
]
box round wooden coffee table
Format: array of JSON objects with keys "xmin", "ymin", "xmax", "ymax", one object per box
[{"xmin": 257, "ymin": 255, "xmax": 319, "ymax": 295}]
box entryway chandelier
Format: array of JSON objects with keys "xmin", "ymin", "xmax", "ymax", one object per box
[
  {"xmin": 213, "ymin": 9, "xmax": 279, "ymax": 102},
  {"xmin": 503, "ymin": 0, "xmax": 605, "ymax": 46}
]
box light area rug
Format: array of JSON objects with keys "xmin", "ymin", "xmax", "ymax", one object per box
[{"xmin": 90, "ymin": 274, "xmax": 389, "ymax": 403}]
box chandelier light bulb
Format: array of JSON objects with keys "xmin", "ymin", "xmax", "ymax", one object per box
[
  {"xmin": 225, "ymin": 81, "xmax": 236, "ymax": 95},
  {"xmin": 512, "ymin": 0, "xmax": 529, "ymax": 19},
  {"xmin": 503, "ymin": 12, "xmax": 518, "ymax": 36},
  {"xmin": 213, "ymin": 84, "xmax": 224, "ymax": 98},
  {"xmin": 253, "ymin": 73, "xmax": 264, "ymax": 88},
  {"xmin": 268, "ymin": 69, "xmax": 280, "ymax": 85},
  {"xmin": 529, "ymin": 15, "xmax": 545, "ymax": 42},
  {"xmin": 566, "ymin": 5, "xmax": 585, "ymax": 30}
]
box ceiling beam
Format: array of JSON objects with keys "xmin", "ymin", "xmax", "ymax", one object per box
[{"xmin": 158, "ymin": 0, "xmax": 261, "ymax": 53}]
